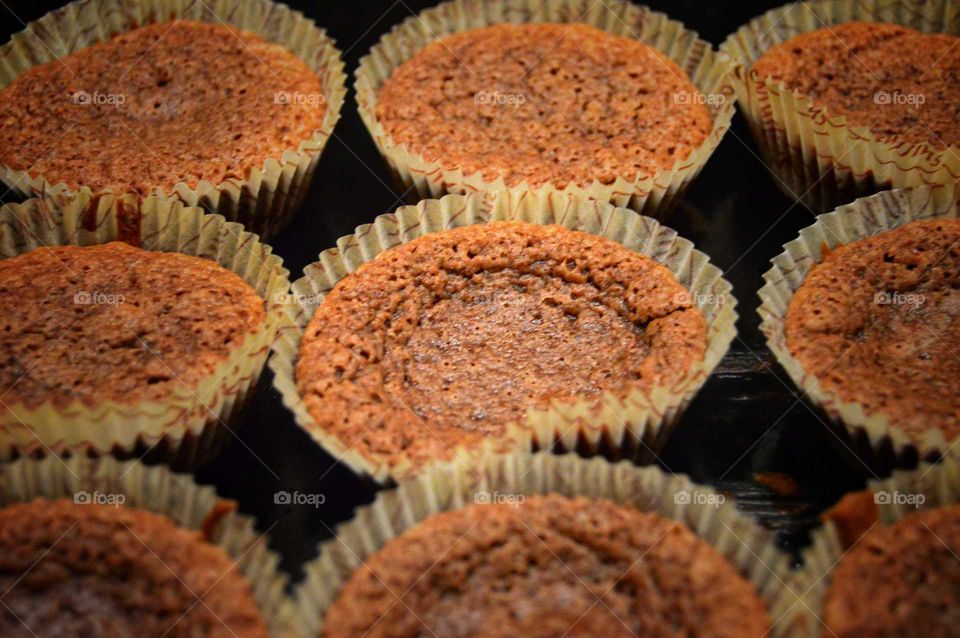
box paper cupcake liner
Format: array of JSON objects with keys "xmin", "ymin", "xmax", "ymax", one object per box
[
  {"xmin": 269, "ymin": 191, "xmax": 737, "ymax": 483},
  {"xmin": 290, "ymin": 451, "xmax": 792, "ymax": 637},
  {"xmin": 354, "ymin": 0, "xmax": 736, "ymax": 218},
  {"xmin": 775, "ymin": 458, "xmax": 960, "ymax": 637},
  {"xmin": 758, "ymin": 185, "xmax": 960, "ymax": 474},
  {"xmin": 0, "ymin": 193, "xmax": 291, "ymax": 469},
  {"xmin": 0, "ymin": 0, "xmax": 346, "ymax": 239},
  {"xmin": 0, "ymin": 455, "xmax": 297, "ymax": 637},
  {"xmin": 720, "ymin": 0, "xmax": 960, "ymax": 213}
]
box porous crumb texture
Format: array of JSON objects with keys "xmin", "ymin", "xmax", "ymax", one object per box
[
  {"xmin": 0, "ymin": 498, "xmax": 267, "ymax": 638},
  {"xmin": 296, "ymin": 221, "xmax": 707, "ymax": 469},
  {"xmin": 751, "ymin": 21, "xmax": 960, "ymax": 150},
  {"xmin": 785, "ymin": 219, "xmax": 960, "ymax": 442},
  {"xmin": 822, "ymin": 504, "xmax": 960, "ymax": 637},
  {"xmin": 322, "ymin": 495, "xmax": 771, "ymax": 638},
  {"xmin": 0, "ymin": 20, "xmax": 327, "ymax": 194},
  {"xmin": 374, "ymin": 23, "xmax": 711, "ymax": 189},
  {"xmin": 0, "ymin": 242, "xmax": 265, "ymax": 409}
]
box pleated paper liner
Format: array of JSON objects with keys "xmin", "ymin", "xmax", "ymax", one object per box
[
  {"xmin": 758, "ymin": 185, "xmax": 960, "ymax": 475},
  {"xmin": 269, "ymin": 191, "xmax": 737, "ymax": 484},
  {"xmin": 0, "ymin": 455, "xmax": 297, "ymax": 637},
  {"xmin": 354, "ymin": 0, "xmax": 735, "ymax": 218},
  {"xmin": 774, "ymin": 458, "xmax": 960, "ymax": 637},
  {"xmin": 720, "ymin": 0, "xmax": 960, "ymax": 213},
  {"xmin": 290, "ymin": 450, "xmax": 792, "ymax": 637},
  {"xmin": 0, "ymin": 0, "xmax": 346, "ymax": 239},
  {"xmin": 0, "ymin": 193, "xmax": 291, "ymax": 469}
]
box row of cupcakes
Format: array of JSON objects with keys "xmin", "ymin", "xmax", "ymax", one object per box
[
  {"xmin": 5, "ymin": 448, "xmax": 959, "ymax": 636},
  {"xmin": 1, "ymin": 0, "xmax": 957, "ymax": 238}
]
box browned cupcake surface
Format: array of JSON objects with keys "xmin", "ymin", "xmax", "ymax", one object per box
[
  {"xmin": 0, "ymin": 242, "xmax": 264, "ymax": 409},
  {"xmin": 375, "ymin": 23, "xmax": 711, "ymax": 189},
  {"xmin": 785, "ymin": 219, "xmax": 960, "ymax": 442},
  {"xmin": 751, "ymin": 21, "xmax": 960, "ymax": 150},
  {"xmin": 0, "ymin": 498, "xmax": 266, "ymax": 637},
  {"xmin": 296, "ymin": 221, "xmax": 707, "ymax": 469},
  {"xmin": 823, "ymin": 504, "xmax": 960, "ymax": 637},
  {"xmin": 323, "ymin": 495, "xmax": 771, "ymax": 638},
  {"xmin": 0, "ymin": 20, "xmax": 326, "ymax": 194}
]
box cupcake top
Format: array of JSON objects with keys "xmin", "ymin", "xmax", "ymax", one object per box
[
  {"xmin": 785, "ymin": 219, "xmax": 960, "ymax": 442},
  {"xmin": 374, "ymin": 23, "xmax": 711, "ymax": 189},
  {"xmin": 822, "ymin": 504, "xmax": 960, "ymax": 637},
  {"xmin": 0, "ymin": 498, "xmax": 266, "ymax": 637},
  {"xmin": 323, "ymin": 494, "xmax": 771, "ymax": 637},
  {"xmin": 0, "ymin": 20, "xmax": 327, "ymax": 194},
  {"xmin": 0, "ymin": 242, "xmax": 265, "ymax": 409},
  {"xmin": 751, "ymin": 21, "xmax": 960, "ymax": 150},
  {"xmin": 296, "ymin": 221, "xmax": 707, "ymax": 469}
]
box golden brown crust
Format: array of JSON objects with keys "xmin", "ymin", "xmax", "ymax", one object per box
[
  {"xmin": 820, "ymin": 491, "xmax": 879, "ymax": 551},
  {"xmin": 375, "ymin": 23, "xmax": 711, "ymax": 189},
  {"xmin": 296, "ymin": 222, "xmax": 707, "ymax": 469},
  {"xmin": 0, "ymin": 20, "xmax": 327, "ymax": 194},
  {"xmin": 323, "ymin": 495, "xmax": 771, "ymax": 638},
  {"xmin": 823, "ymin": 504, "xmax": 960, "ymax": 637},
  {"xmin": 751, "ymin": 22, "xmax": 960, "ymax": 150},
  {"xmin": 0, "ymin": 498, "xmax": 267, "ymax": 637},
  {"xmin": 0, "ymin": 242, "xmax": 265, "ymax": 409},
  {"xmin": 785, "ymin": 219, "xmax": 960, "ymax": 442}
]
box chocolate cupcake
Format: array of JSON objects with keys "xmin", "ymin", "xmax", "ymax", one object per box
[
  {"xmin": 0, "ymin": 194, "xmax": 290, "ymax": 468},
  {"xmin": 356, "ymin": 0, "xmax": 735, "ymax": 216},
  {"xmin": 293, "ymin": 452, "xmax": 790, "ymax": 637},
  {"xmin": 759, "ymin": 185, "xmax": 959, "ymax": 472},
  {"xmin": 0, "ymin": 0, "xmax": 346, "ymax": 237},
  {"xmin": 271, "ymin": 193, "xmax": 736, "ymax": 482},
  {"xmin": 721, "ymin": 1, "xmax": 960, "ymax": 212}
]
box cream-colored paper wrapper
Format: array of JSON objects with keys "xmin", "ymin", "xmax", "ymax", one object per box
[
  {"xmin": 0, "ymin": 0, "xmax": 346, "ymax": 239},
  {"xmin": 291, "ymin": 451, "xmax": 792, "ymax": 637},
  {"xmin": 758, "ymin": 185, "xmax": 960, "ymax": 472},
  {"xmin": 0, "ymin": 193, "xmax": 291, "ymax": 469},
  {"xmin": 0, "ymin": 455, "xmax": 297, "ymax": 637},
  {"xmin": 270, "ymin": 191, "xmax": 737, "ymax": 483},
  {"xmin": 775, "ymin": 458, "xmax": 960, "ymax": 637},
  {"xmin": 355, "ymin": 0, "xmax": 735, "ymax": 218},
  {"xmin": 721, "ymin": 0, "xmax": 960, "ymax": 213}
]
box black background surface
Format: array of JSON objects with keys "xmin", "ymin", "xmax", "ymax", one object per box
[{"xmin": 0, "ymin": 0, "xmax": 876, "ymax": 583}]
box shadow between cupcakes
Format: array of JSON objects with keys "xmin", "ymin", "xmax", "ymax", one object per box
[
  {"xmin": 0, "ymin": 0, "xmax": 346, "ymax": 239},
  {"xmin": 0, "ymin": 193, "xmax": 292, "ymax": 469},
  {"xmin": 354, "ymin": 0, "xmax": 736, "ymax": 218},
  {"xmin": 720, "ymin": 0, "xmax": 960, "ymax": 213},
  {"xmin": 269, "ymin": 191, "xmax": 737, "ymax": 484}
]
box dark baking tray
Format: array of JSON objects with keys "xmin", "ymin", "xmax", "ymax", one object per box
[{"xmin": 0, "ymin": 0, "xmax": 886, "ymax": 583}]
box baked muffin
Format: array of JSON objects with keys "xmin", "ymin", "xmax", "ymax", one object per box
[
  {"xmin": 296, "ymin": 221, "xmax": 707, "ymax": 470},
  {"xmin": 0, "ymin": 242, "xmax": 264, "ymax": 410},
  {"xmin": 784, "ymin": 218, "xmax": 960, "ymax": 444},
  {"xmin": 322, "ymin": 494, "xmax": 771, "ymax": 637},
  {"xmin": 821, "ymin": 504, "xmax": 960, "ymax": 637},
  {"xmin": 0, "ymin": 20, "xmax": 326, "ymax": 195},
  {"xmin": 0, "ymin": 498, "xmax": 266, "ymax": 637},
  {"xmin": 374, "ymin": 23, "xmax": 711, "ymax": 189},
  {"xmin": 751, "ymin": 21, "xmax": 960, "ymax": 150}
]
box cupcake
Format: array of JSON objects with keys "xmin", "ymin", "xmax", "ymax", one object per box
[
  {"xmin": 271, "ymin": 192, "xmax": 737, "ymax": 482},
  {"xmin": 0, "ymin": 0, "xmax": 346, "ymax": 237},
  {"xmin": 293, "ymin": 452, "xmax": 790, "ymax": 637},
  {"xmin": 721, "ymin": 1, "xmax": 960, "ymax": 212},
  {"xmin": 0, "ymin": 455, "xmax": 294, "ymax": 637},
  {"xmin": 356, "ymin": 0, "xmax": 735, "ymax": 216},
  {"xmin": 0, "ymin": 194, "xmax": 290, "ymax": 468},
  {"xmin": 759, "ymin": 185, "xmax": 959, "ymax": 471}
]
